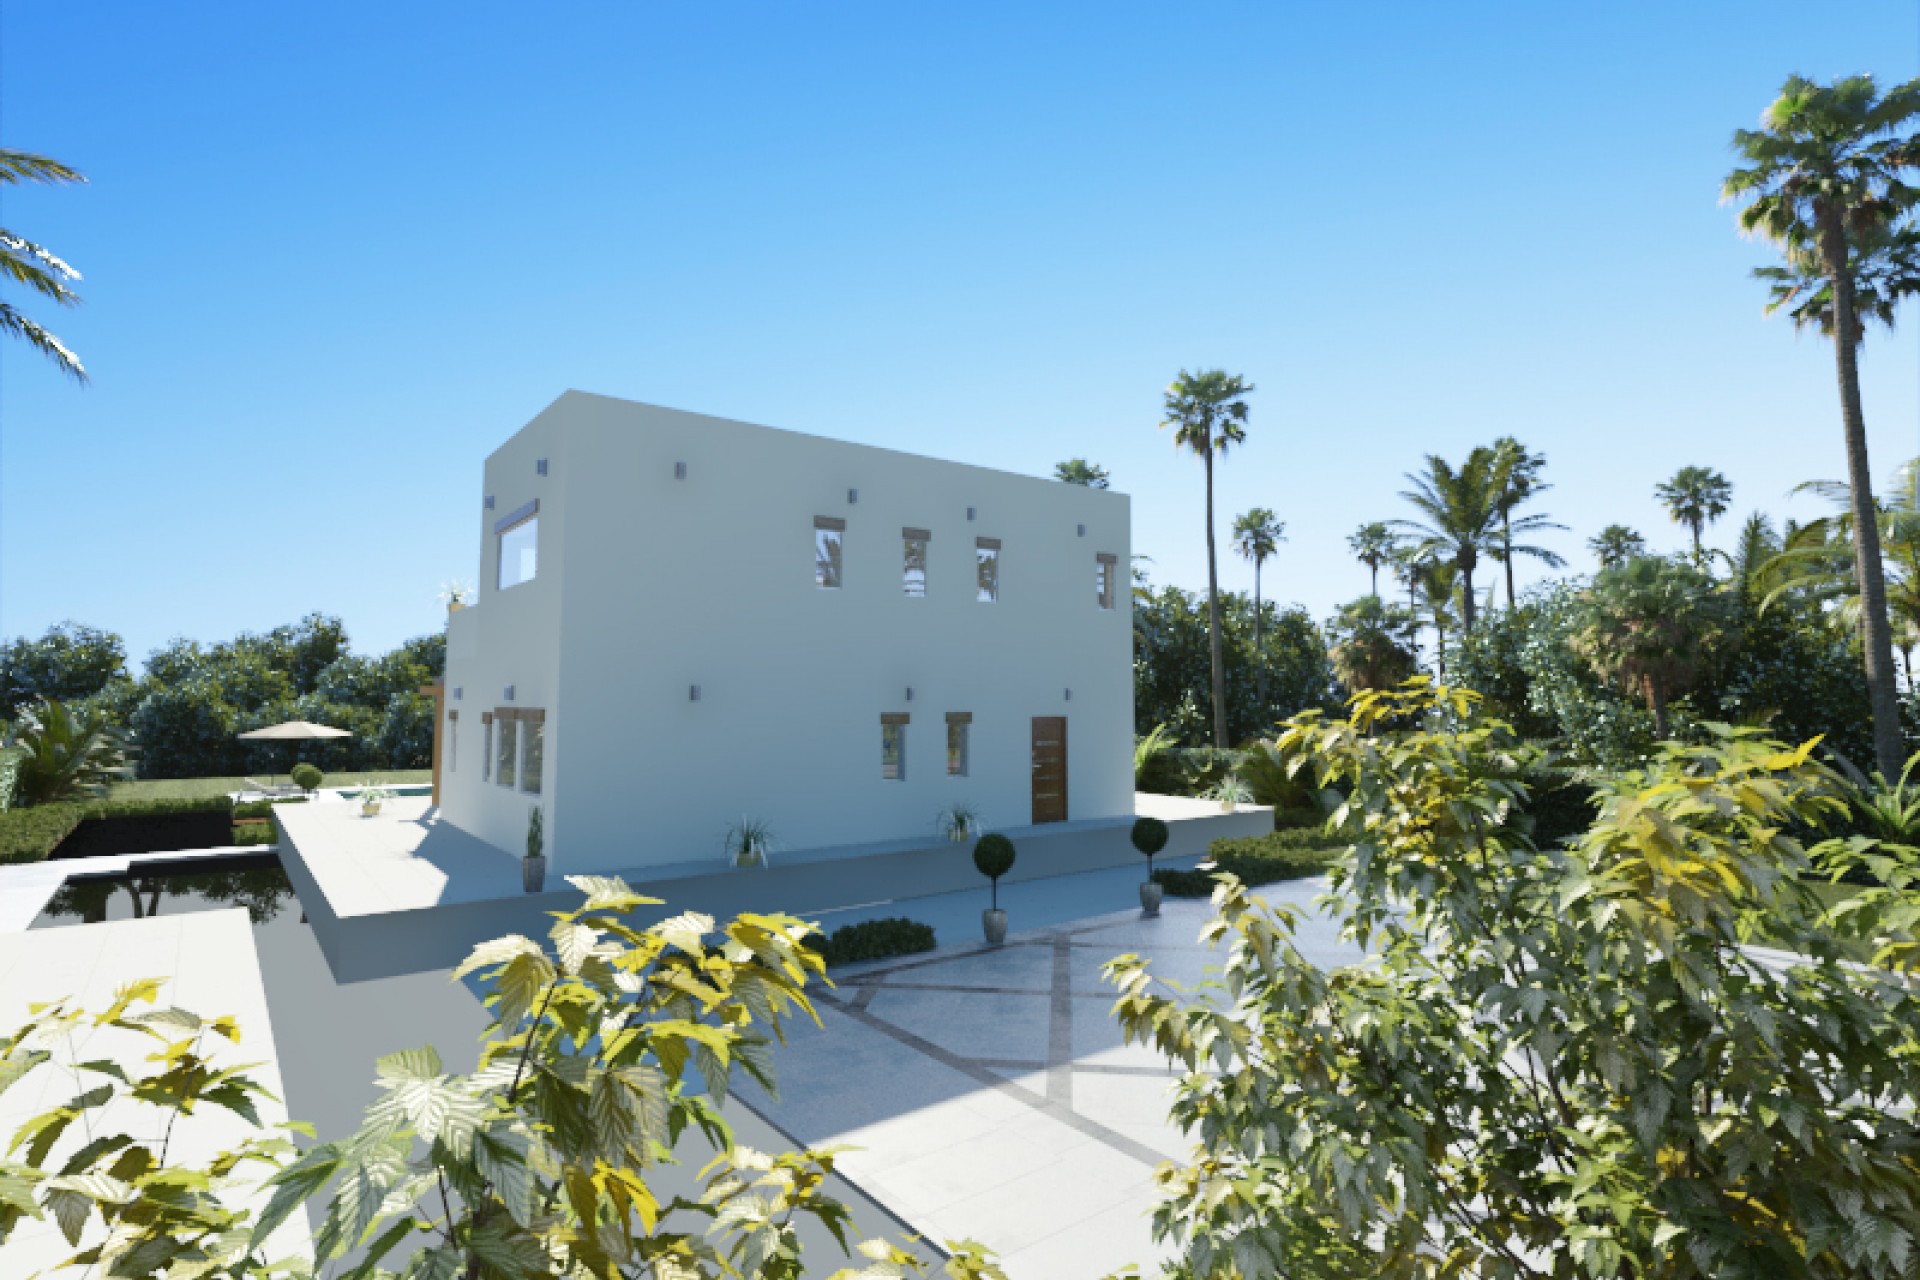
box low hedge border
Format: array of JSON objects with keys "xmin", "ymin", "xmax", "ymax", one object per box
[
  {"xmin": 805, "ymin": 917, "xmax": 937, "ymax": 967},
  {"xmin": 0, "ymin": 795, "xmax": 252, "ymax": 864},
  {"xmin": 1154, "ymin": 828, "xmax": 1346, "ymax": 897}
]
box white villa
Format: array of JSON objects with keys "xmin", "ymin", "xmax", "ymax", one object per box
[{"xmin": 434, "ymin": 392, "xmax": 1136, "ymax": 874}]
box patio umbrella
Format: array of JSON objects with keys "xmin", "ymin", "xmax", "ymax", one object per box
[{"xmin": 237, "ymin": 720, "xmax": 352, "ymax": 771}]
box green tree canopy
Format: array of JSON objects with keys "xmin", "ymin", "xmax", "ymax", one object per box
[
  {"xmin": 1588, "ymin": 524, "xmax": 1648, "ymax": 569},
  {"xmin": 1052, "ymin": 457, "xmax": 1110, "ymax": 488},
  {"xmin": 1654, "ymin": 465, "xmax": 1733, "ymax": 558}
]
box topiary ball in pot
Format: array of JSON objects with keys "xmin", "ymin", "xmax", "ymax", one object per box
[
  {"xmin": 1131, "ymin": 816, "xmax": 1170, "ymax": 916},
  {"xmin": 972, "ymin": 832, "xmax": 1016, "ymax": 943},
  {"xmin": 290, "ymin": 763, "xmax": 323, "ymax": 794}
]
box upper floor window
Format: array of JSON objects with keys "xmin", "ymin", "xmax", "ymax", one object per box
[
  {"xmin": 881, "ymin": 713, "xmax": 909, "ymax": 780},
  {"xmin": 976, "ymin": 539, "xmax": 1000, "ymax": 603},
  {"xmin": 1097, "ymin": 553, "xmax": 1118, "ymax": 610},
  {"xmin": 814, "ymin": 516, "xmax": 845, "ymax": 589},
  {"xmin": 496, "ymin": 500, "xmax": 539, "ymax": 591},
  {"xmin": 902, "ymin": 529, "xmax": 930, "ymax": 597}
]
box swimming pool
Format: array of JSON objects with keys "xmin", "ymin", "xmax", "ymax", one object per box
[{"xmin": 332, "ymin": 784, "xmax": 434, "ymax": 801}]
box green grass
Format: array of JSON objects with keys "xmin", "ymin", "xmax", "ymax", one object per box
[{"xmin": 107, "ymin": 770, "xmax": 431, "ymax": 802}]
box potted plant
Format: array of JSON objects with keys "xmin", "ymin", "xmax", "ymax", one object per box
[
  {"xmin": 1208, "ymin": 775, "xmax": 1252, "ymax": 813},
  {"xmin": 290, "ymin": 762, "xmax": 323, "ymax": 796},
  {"xmin": 725, "ymin": 817, "xmax": 774, "ymax": 868},
  {"xmin": 1131, "ymin": 816, "xmax": 1169, "ymax": 915},
  {"xmin": 523, "ymin": 805, "xmax": 546, "ymax": 892},
  {"xmin": 973, "ymin": 833, "xmax": 1016, "ymax": 944},
  {"xmin": 935, "ymin": 802, "xmax": 980, "ymax": 845},
  {"xmin": 439, "ymin": 579, "xmax": 474, "ymax": 615},
  {"xmin": 359, "ymin": 786, "xmax": 393, "ymax": 818}
]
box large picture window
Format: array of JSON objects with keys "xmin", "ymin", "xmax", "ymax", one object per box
[{"xmin": 496, "ymin": 500, "xmax": 539, "ymax": 591}]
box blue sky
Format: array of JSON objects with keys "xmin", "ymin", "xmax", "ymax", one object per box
[{"xmin": 3, "ymin": 2, "xmax": 1918, "ymax": 669}]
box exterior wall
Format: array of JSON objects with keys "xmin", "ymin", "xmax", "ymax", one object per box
[{"xmin": 443, "ymin": 392, "xmax": 1133, "ymax": 875}]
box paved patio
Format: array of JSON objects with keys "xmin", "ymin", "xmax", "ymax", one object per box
[{"xmin": 740, "ymin": 876, "xmax": 1361, "ymax": 1280}]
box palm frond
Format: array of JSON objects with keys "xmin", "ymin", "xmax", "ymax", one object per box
[{"xmin": 0, "ymin": 303, "xmax": 87, "ymax": 382}]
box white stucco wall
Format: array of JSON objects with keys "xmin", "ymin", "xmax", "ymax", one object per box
[{"xmin": 441, "ymin": 392, "xmax": 1133, "ymax": 874}]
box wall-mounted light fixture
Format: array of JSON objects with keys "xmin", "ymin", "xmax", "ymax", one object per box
[
  {"xmin": 689, "ymin": 685, "xmax": 701, "ymax": 702},
  {"xmin": 848, "ymin": 488, "xmax": 859, "ymax": 505},
  {"xmin": 1077, "ymin": 523, "xmax": 1087, "ymax": 537},
  {"xmin": 905, "ymin": 687, "xmax": 914, "ymax": 702},
  {"xmin": 967, "ymin": 506, "xmax": 977, "ymax": 522},
  {"xmin": 1064, "ymin": 688, "xmax": 1072, "ymax": 701},
  {"xmin": 536, "ymin": 458, "xmax": 548, "ymax": 476},
  {"xmin": 674, "ymin": 461, "xmax": 687, "ymax": 480},
  {"xmin": 452, "ymin": 687, "xmax": 462, "ymax": 701},
  {"xmin": 503, "ymin": 685, "xmax": 516, "ymax": 702},
  {"xmin": 484, "ymin": 495, "xmax": 495, "ymax": 510}
]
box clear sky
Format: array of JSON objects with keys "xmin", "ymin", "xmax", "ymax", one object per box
[{"xmin": 3, "ymin": 2, "xmax": 1919, "ymax": 669}]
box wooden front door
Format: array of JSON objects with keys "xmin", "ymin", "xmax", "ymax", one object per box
[{"xmin": 1031, "ymin": 716, "xmax": 1068, "ymax": 824}]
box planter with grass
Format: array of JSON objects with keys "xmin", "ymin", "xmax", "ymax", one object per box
[
  {"xmin": 725, "ymin": 817, "xmax": 773, "ymax": 868},
  {"xmin": 973, "ymin": 832, "xmax": 1016, "ymax": 944},
  {"xmin": 359, "ymin": 787, "xmax": 393, "ymax": 818},
  {"xmin": 523, "ymin": 805, "xmax": 546, "ymax": 893},
  {"xmin": 1131, "ymin": 816, "xmax": 1169, "ymax": 915}
]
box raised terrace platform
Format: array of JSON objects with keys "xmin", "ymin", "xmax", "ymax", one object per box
[{"xmin": 275, "ymin": 795, "xmax": 1269, "ymax": 983}]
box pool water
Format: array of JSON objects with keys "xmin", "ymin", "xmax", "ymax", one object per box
[
  {"xmin": 333, "ymin": 784, "xmax": 433, "ymax": 801},
  {"xmin": 33, "ymin": 853, "xmax": 296, "ymax": 927}
]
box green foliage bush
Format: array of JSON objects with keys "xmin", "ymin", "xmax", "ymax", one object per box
[
  {"xmin": 1154, "ymin": 827, "xmax": 1343, "ymax": 897},
  {"xmin": 806, "ymin": 917, "xmax": 937, "ymax": 966},
  {"xmin": 0, "ymin": 795, "xmax": 241, "ymax": 863},
  {"xmin": 1130, "ymin": 816, "xmax": 1169, "ymax": 856},
  {"xmin": 289, "ymin": 763, "xmax": 323, "ymax": 792},
  {"xmin": 228, "ymin": 822, "xmax": 277, "ymax": 847},
  {"xmin": 230, "ymin": 797, "xmax": 306, "ymax": 821},
  {"xmin": 972, "ymin": 833, "xmax": 1015, "ymax": 881},
  {"xmin": 1133, "ymin": 583, "xmax": 1336, "ymax": 744}
]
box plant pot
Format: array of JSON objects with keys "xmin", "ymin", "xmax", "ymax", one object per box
[
  {"xmin": 361, "ymin": 801, "xmax": 382, "ymax": 818},
  {"xmin": 523, "ymin": 855, "xmax": 547, "ymax": 893},
  {"xmin": 1139, "ymin": 881, "xmax": 1164, "ymax": 916},
  {"xmin": 447, "ymin": 601, "xmax": 466, "ymax": 615},
  {"xmin": 982, "ymin": 908, "xmax": 1008, "ymax": 945}
]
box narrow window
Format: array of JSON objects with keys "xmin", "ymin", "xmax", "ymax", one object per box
[
  {"xmin": 947, "ymin": 712, "xmax": 971, "ymax": 777},
  {"xmin": 814, "ymin": 516, "xmax": 845, "ymax": 589},
  {"xmin": 881, "ymin": 713, "xmax": 909, "ymax": 780},
  {"xmin": 447, "ymin": 711, "xmax": 458, "ymax": 773},
  {"xmin": 902, "ymin": 528, "xmax": 930, "ymax": 597},
  {"xmin": 521, "ymin": 717, "xmax": 544, "ymax": 795},
  {"xmin": 975, "ymin": 539, "xmax": 1000, "ymax": 603},
  {"xmin": 481, "ymin": 713, "xmax": 493, "ymax": 781},
  {"xmin": 1097, "ymin": 553, "xmax": 1118, "ymax": 610},
  {"xmin": 496, "ymin": 715, "xmax": 518, "ymax": 789},
  {"xmin": 496, "ymin": 501, "xmax": 539, "ymax": 591}
]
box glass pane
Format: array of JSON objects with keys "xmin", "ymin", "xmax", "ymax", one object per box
[
  {"xmin": 815, "ymin": 528, "xmax": 842, "ymax": 589},
  {"xmin": 1097, "ymin": 560, "xmax": 1114, "ymax": 609},
  {"xmin": 482, "ymin": 723, "xmax": 492, "ymax": 780},
  {"xmin": 448, "ymin": 716, "xmax": 457, "ymax": 772},
  {"xmin": 497, "ymin": 719, "xmax": 517, "ymax": 788},
  {"xmin": 976, "ymin": 547, "xmax": 998, "ymax": 603},
  {"xmin": 903, "ymin": 536, "xmax": 928, "ymax": 597},
  {"xmin": 881, "ymin": 723, "xmax": 905, "ymax": 780},
  {"xmin": 521, "ymin": 722, "xmax": 544, "ymax": 795},
  {"xmin": 498, "ymin": 516, "xmax": 539, "ymax": 590},
  {"xmin": 947, "ymin": 722, "xmax": 968, "ymax": 776}
]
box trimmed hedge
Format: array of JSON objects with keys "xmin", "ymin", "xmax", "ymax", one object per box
[
  {"xmin": 807, "ymin": 917, "xmax": 937, "ymax": 967},
  {"xmin": 0, "ymin": 795, "xmax": 241, "ymax": 864},
  {"xmin": 230, "ymin": 823, "xmax": 279, "ymax": 847},
  {"xmin": 1154, "ymin": 828, "xmax": 1345, "ymax": 897},
  {"xmin": 231, "ymin": 798, "xmax": 307, "ymax": 821}
]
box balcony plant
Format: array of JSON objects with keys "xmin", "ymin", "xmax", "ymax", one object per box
[
  {"xmin": 1130, "ymin": 816, "xmax": 1169, "ymax": 915},
  {"xmin": 359, "ymin": 786, "xmax": 393, "ymax": 818},
  {"xmin": 936, "ymin": 802, "xmax": 980, "ymax": 845},
  {"xmin": 523, "ymin": 803, "xmax": 545, "ymax": 892},
  {"xmin": 973, "ymin": 832, "xmax": 1016, "ymax": 944},
  {"xmin": 726, "ymin": 816, "xmax": 774, "ymax": 868}
]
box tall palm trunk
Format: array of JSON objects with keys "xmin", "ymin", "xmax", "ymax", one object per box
[
  {"xmin": 1252, "ymin": 557, "xmax": 1267, "ymax": 712},
  {"xmin": 1369, "ymin": 561, "xmax": 1379, "ymax": 595},
  {"xmin": 1458, "ymin": 557, "xmax": 1478, "ymax": 633},
  {"xmin": 1502, "ymin": 513, "xmax": 1516, "ymax": 608},
  {"xmin": 1646, "ymin": 675, "xmax": 1671, "ymax": 740},
  {"xmin": 1434, "ymin": 613, "xmax": 1447, "ymax": 681},
  {"xmin": 1820, "ymin": 211, "xmax": 1907, "ymax": 778},
  {"xmin": 1203, "ymin": 451, "xmax": 1228, "ymax": 747}
]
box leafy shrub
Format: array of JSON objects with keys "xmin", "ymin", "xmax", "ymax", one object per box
[
  {"xmin": 290, "ymin": 762, "xmax": 323, "ymax": 792},
  {"xmin": 806, "ymin": 917, "xmax": 937, "ymax": 966},
  {"xmin": 230, "ymin": 797, "xmax": 306, "ymax": 820},
  {"xmin": 3, "ymin": 697, "xmax": 132, "ymax": 804},
  {"xmin": 229, "ymin": 822, "xmax": 278, "ymax": 847},
  {"xmin": 1154, "ymin": 827, "xmax": 1343, "ymax": 897},
  {"xmin": 0, "ymin": 795, "xmax": 241, "ymax": 863},
  {"xmin": 0, "ymin": 803, "xmax": 83, "ymax": 864}
]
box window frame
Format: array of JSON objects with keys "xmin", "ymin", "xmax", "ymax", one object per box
[
  {"xmin": 814, "ymin": 516, "xmax": 845, "ymax": 590},
  {"xmin": 902, "ymin": 527, "xmax": 930, "ymax": 598},
  {"xmin": 975, "ymin": 538, "xmax": 1000, "ymax": 603},
  {"xmin": 495, "ymin": 500, "xmax": 540, "ymax": 592},
  {"xmin": 946, "ymin": 711, "xmax": 971, "ymax": 777},
  {"xmin": 1096, "ymin": 553, "xmax": 1118, "ymax": 610},
  {"xmin": 881, "ymin": 712, "xmax": 910, "ymax": 781}
]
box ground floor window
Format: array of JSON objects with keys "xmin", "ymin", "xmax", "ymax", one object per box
[
  {"xmin": 946, "ymin": 712, "xmax": 970, "ymax": 776},
  {"xmin": 882, "ymin": 713, "xmax": 909, "ymax": 780},
  {"xmin": 496, "ymin": 717, "xmax": 518, "ymax": 789},
  {"xmin": 522, "ymin": 720, "xmax": 544, "ymax": 795},
  {"xmin": 482, "ymin": 714, "xmax": 493, "ymax": 782},
  {"xmin": 447, "ymin": 711, "xmax": 458, "ymax": 773}
]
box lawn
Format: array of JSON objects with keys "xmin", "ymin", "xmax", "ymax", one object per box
[{"xmin": 108, "ymin": 770, "xmax": 432, "ymax": 802}]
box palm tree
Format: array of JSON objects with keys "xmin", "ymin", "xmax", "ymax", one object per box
[
  {"xmin": 1654, "ymin": 466, "xmax": 1733, "ymax": 559},
  {"xmin": 1721, "ymin": 512, "xmax": 1782, "ymax": 605},
  {"xmin": 1570, "ymin": 558, "xmax": 1725, "ymax": 739},
  {"xmin": 1326, "ymin": 596, "xmax": 1419, "ymax": 695},
  {"xmin": 1348, "ymin": 522, "xmax": 1400, "ymax": 595},
  {"xmin": 1725, "ymin": 73, "xmax": 1920, "ymax": 778},
  {"xmin": 1395, "ymin": 447, "xmax": 1559, "ymax": 634},
  {"xmin": 1160, "ymin": 370, "xmax": 1253, "ymax": 748},
  {"xmin": 1588, "ymin": 525, "xmax": 1648, "ymax": 570},
  {"xmin": 1408, "ymin": 556, "xmax": 1461, "ymax": 680},
  {"xmin": 1489, "ymin": 437, "xmax": 1565, "ymax": 607},
  {"xmin": 1755, "ymin": 221, "xmax": 1920, "ymax": 342},
  {"xmin": 3, "ymin": 698, "xmax": 131, "ymax": 804},
  {"xmin": 1, "ymin": 149, "xmax": 88, "ymax": 382},
  {"xmin": 1053, "ymin": 458, "xmax": 1110, "ymax": 488},
  {"xmin": 1231, "ymin": 508, "xmax": 1287, "ymax": 709}
]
